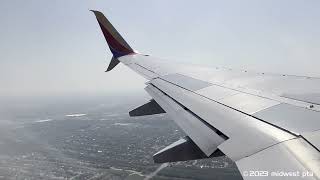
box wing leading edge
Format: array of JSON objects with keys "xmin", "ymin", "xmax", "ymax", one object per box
[{"xmin": 91, "ymin": 11, "xmax": 320, "ymax": 180}]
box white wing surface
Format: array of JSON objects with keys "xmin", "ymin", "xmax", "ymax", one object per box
[{"xmin": 91, "ymin": 11, "xmax": 320, "ymax": 180}]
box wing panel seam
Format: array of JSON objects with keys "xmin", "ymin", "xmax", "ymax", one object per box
[
  {"xmin": 154, "ymin": 78, "xmax": 299, "ymax": 137},
  {"xmin": 149, "ymin": 84, "xmax": 229, "ymax": 140}
]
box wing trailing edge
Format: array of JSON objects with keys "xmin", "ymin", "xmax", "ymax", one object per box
[{"xmin": 153, "ymin": 136, "xmax": 224, "ymax": 163}]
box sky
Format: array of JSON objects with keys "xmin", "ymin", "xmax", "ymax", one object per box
[{"xmin": 1, "ymin": 0, "xmax": 320, "ymax": 97}]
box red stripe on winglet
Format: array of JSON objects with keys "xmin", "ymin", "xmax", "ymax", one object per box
[{"xmin": 97, "ymin": 21, "xmax": 133, "ymax": 55}]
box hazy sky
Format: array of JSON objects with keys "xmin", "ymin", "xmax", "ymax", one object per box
[{"xmin": 1, "ymin": 0, "xmax": 320, "ymax": 97}]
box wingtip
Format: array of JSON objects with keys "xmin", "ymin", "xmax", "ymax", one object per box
[
  {"xmin": 90, "ymin": 10, "xmax": 101, "ymax": 15},
  {"xmin": 91, "ymin": 10, "xmax": 135, "ymax": 58}
]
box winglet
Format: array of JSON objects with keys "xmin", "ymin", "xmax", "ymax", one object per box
[
  {"xmin": 106, "ymin": 57, "xmax": 120, "ymax": 72},
  {"xmin": 91, "ymin": 10, "xmax": 135, "ymax": 59}
]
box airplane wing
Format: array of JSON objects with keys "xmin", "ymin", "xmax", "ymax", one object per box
[{"xmin": 91, "ymin": 10, "xmax": 320, "ymax": 180}]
